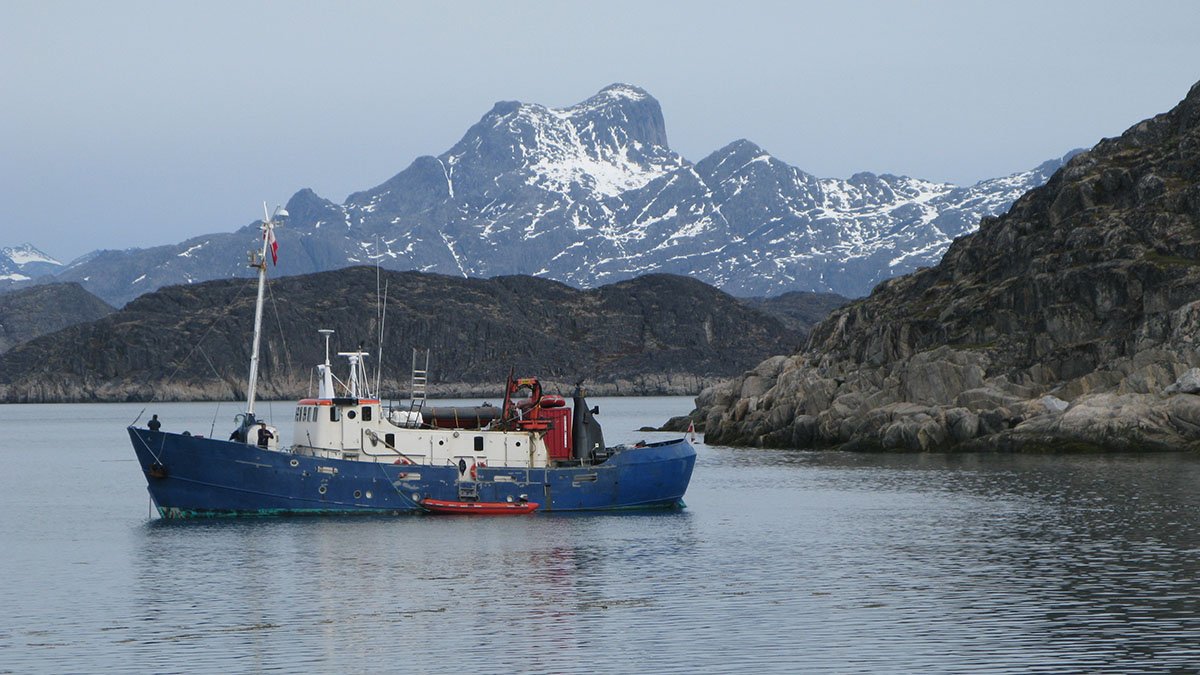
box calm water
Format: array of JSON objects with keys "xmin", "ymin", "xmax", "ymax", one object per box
[{"xmin": 4, "ymin": 397, "xmax": 1200, "ymax": 673}]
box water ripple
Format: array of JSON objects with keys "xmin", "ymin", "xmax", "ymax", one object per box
[{"xmin": 5, "ymin": 401, "xmax": 1200, "ymax": 672}]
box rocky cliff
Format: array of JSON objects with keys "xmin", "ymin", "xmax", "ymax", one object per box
[
  {"xmin": 0, "ymin": 269, "xmax": 804, "ymax": 403},
  {"xmin": 0, "ymin": 283, "xmax": 113, "ymax": 353},
  {"xmin": 691, "ymin": 80, "xmax": 1200, "ymax": 452}
]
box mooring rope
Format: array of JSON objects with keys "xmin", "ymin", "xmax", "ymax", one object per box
[
  {"xmin": 131, "ymin": 425, "xmax": 166, "ymax": 465},
  {"xmin": 376, "ymin": 461, "xmax": 423, "ymax": 509}
]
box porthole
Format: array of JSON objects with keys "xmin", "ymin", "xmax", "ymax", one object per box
[
  {"xmin": 347, "ymin": 410, "xmax": 357, "ymax": 420},
  {"xmin": 438, "ymin": 439, "xmax": 445, "ymax": 446},
  {"xmin": 365, "ymin": 491, "xmax": 373, "ymax": 499},
  {"xmin": 515, "ymin": 441, "xmax": 522, "ymax": 447},
  {"xmin": 318, "ymin": 485, "xmax": 327, "ymax": 495},
  {"xmin": 354, "ymin": 490, "xmax": 362, "ymax": 499},
  {"xmin": 290, "ymin": 459, "xmax": 299, "ymax": 467}
]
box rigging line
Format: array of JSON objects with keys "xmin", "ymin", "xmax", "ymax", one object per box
[
  {"xmin": 374, "ymin": 237, "xmax": 384, "ymax": 397},
  {"xmin": 129, "ymin": 277, "xmax": 257, "ymax": 425},
  {"xmin": 210, "ymin": 400, "xmax": 221, "ymax": 439},
  {"xmin": 133, "ymin": 427, "xmax": 166, "ymax": 465},
  {"xmin": 376, "ymin": 237, "xmax": 382, "ymax": 325},
  {"xmin": 129, "ymin": 271, "xmax": 255, "ymax": 420},
  {"xmin": 265, "ymin": 276, "xmax": 294, "ymax": 382},
  {"xmin": 161, "ymin": 277, "xmax": 256, "ymax": 388},
  {"xmin": 197, "ymin": 345, "xmax": 225, "ymax": 384},
  {"xmin": 376, "ymin": 278, "xmax": 389, "ymax": 396},
  {"xmin": 195, "ymin": 345, "xmax": 226, "ymax": 436}
]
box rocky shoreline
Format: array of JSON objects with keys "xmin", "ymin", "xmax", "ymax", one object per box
[
  {"xmin": 679, "ymin": 81, "xmax": 1200, "ymax": 453},
  {"xmin": 0, "ymin": 374, "xmax": 720, "ymax": 405}
]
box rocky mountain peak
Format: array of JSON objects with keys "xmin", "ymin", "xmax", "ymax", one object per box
[
  {"xmin": 554, "ymin": 83, "xmax": 667, "ymax": 148},
  {"xmin": 701, "ymin": 139, "xmax": 771, "ymax": 166},
  {"xmin": 0, "ymin": 243, "xmax": 63, "ymax": 281},
  {"xmin": 596, "ymin": 82, "xmax": 653, "ymax": 100},
  {"xmin": 695, "ymin": 139, "xmax": 799, "ymax": 196}
]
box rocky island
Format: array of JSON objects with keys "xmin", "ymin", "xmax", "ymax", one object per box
[{"xmin": 688, "ymin": 80, "xmax": 1200, "ymax": 452}]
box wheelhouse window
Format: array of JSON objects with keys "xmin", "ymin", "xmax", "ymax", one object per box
[
  {"xmin": 362, "ymin": 406, "xmax": 372, "ymax": 421},
  {"xmin": 330, "ymin": 407, "xmax": 340, "ymax": 422}
]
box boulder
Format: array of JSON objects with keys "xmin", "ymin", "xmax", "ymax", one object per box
[{"xmin": 1165, "ymin": 368, "xmax": 1200, "ymax": 395}]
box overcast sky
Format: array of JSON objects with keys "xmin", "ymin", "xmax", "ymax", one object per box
[{"xmin": 2, "ymin": 0, "xmax": 1198, "ymax": 262}]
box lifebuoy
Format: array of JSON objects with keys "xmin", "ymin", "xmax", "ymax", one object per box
[
  {"xmin": 393, "ymin": 457, "xmax": 413, "ymax": 465},
  {"xmin": 470, "ymin": 463, "xmax": 477, "ymax": 480},
  {"xmin": 539, "ymin": 395, "xmax": 566, "ymax": 408}
]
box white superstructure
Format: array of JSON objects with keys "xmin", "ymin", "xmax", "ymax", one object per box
[{"xmin": 290, "ymin": 344, "xmax": 551, "ymax": 473}]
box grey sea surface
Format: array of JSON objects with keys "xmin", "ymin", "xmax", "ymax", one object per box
[{"xmin": 3, "ymin": 397, "xmax": 1200, "ymax": 673}]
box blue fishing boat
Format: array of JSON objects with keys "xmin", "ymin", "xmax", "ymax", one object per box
[{"xmin": 127, "ymin": 205, "xmax": 696, "ymax": 518}]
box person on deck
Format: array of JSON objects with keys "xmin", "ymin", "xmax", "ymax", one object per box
[
  {"xmin": 148, "ymin": 414, "xmax": 161, "ymax": 432},
  {"xmin": 257, "ymin": 423, "xmax": 274, "ymax": 449}
]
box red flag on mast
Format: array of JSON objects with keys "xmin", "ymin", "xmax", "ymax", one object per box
[{"xmin": 267, "ymin": 228, "xmax": 278, "ymax": 266}]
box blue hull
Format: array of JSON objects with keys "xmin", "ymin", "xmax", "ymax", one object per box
[{"xmin": 128, "ymin": 428, "xmax": 696, "ymax": 518}]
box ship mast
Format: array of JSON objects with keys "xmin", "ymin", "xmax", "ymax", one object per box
[{"xmin": 246, "ymin": 202, "xmax": 286, "ymax": 418}]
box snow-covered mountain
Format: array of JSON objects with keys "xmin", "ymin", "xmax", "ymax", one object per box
[
  {"xmin": 46, "ymin": 84, "xmax": 1072, "ymax": 305},
  {"xmin": 0, "ymin": 244, "xmax": 63, "ymax": 281}
]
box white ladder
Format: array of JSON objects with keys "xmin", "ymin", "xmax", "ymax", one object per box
[{"xmin": 409, "ymin": 348, "xmax": 430, "ymax": 415}]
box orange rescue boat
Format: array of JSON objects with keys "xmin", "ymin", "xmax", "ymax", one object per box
[{"xmin": 420, "ymin": 498, "xmax": 540, "ymax": 515}]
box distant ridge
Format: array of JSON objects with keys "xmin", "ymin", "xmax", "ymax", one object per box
[
  {"xmin": 0, "ymin": 243, "xmax": 62, "ymax": 283},
  {"xmin": 0, "ymin": 268, "xmax": 809, "ymax": 403},
  {"xmin": 0, "ymin": 282, "xmax": 113, "ymax": 353},
  {"xmin": 15, "ymin": 84, "xmax": 1069, "ymax": 306}
]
